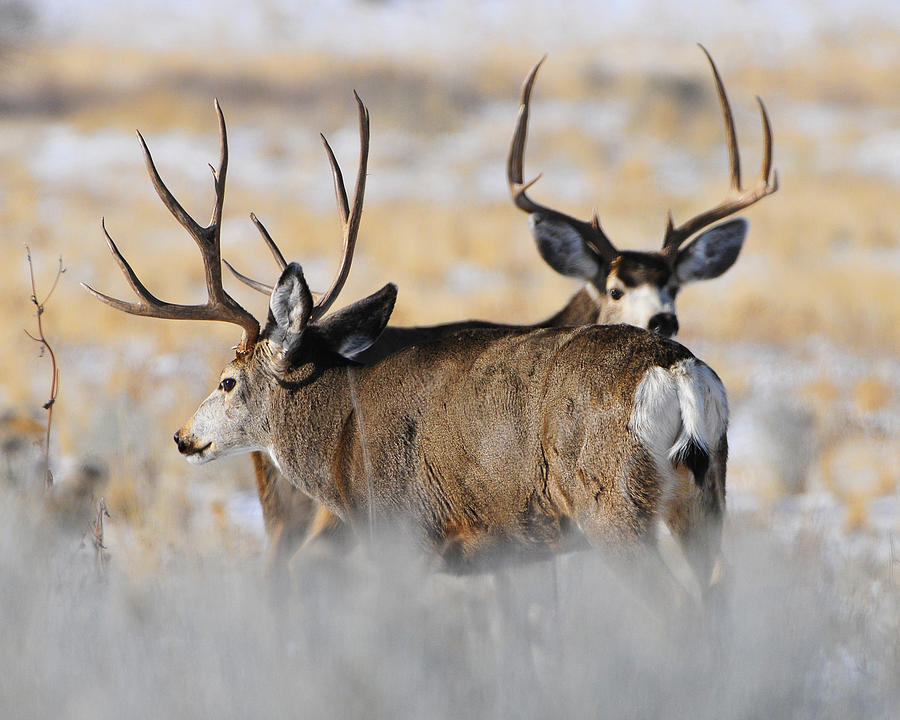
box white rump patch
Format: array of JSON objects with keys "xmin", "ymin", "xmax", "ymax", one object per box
[
  {"xmin": 629, "ymin": 358, "xmax": 729, "ymax": 494},
  {"xmin": 630, "ymin": 366, "xmax": 682, "ymax": 463}
]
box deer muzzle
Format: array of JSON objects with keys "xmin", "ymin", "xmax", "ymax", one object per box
[
  {"xmin": 648, "ymin": 312, "xmax": 679, "ymax": 338},
  {"xmin": 173, "ymin": 428, "xmax": 212, "ymax": 462}
]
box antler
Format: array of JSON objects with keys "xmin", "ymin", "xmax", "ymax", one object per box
[
  {"xmin": 661, "ymin": 45, "xmax": 778, "ymax": 257},
  {"xmin": 507, "ymin": 56, "xmax": 618, "ymax": 262},
  {"xmin": 309, "ymin": 91, "xmax": 370, "ymax": 322},
  {"xmin": 222, "ymin": 212, "xmax": 288, "ymax": 295},
  {"xmin": 507, "ymin": 55, "xmax": 548, "ymax": 216},
  {"xmin": 224, "ymin": 93, "xmax": 370, "ymax": 319},
  {"xmin": 83, "ymin": 100, "xmax": 260, "ymax": 353}
]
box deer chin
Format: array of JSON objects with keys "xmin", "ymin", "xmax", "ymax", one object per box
[{"xmin": 182, "ymin": 441, "xmax": 215, "ymax": 465}]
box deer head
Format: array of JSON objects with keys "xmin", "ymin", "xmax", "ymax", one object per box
[
  {"xmin": 508, "ymin": 46, "xmax": 777, "ymax": 337},
  {"xmin": 83, "ymin": 95, "xmax": 388, "ymax": 463},
  {"xmin": 175, "ymin": 265, "xmax": 396, "ymax": 464}
]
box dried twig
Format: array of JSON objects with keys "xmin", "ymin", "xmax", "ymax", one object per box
[
  {"xmin": 91, "ymin": 497, "xmax": 110, "ymax": 572},
  {"xmin": 24, "ymin": 246, "xmax": 64, "ymax": 490},
  {"xmin": 890, "ymin": 533, "xmax": 896, "ymax": 585}
]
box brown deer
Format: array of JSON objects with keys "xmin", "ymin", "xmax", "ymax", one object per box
[
  {"xmin": 84, "ymin": 93, "xmax": 729, "ymax": 601},
  {"xmin": 228, "ymin": 47, "xmax": 774, "ymax": 578}
]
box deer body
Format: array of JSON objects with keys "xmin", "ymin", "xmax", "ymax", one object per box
[{"xmin": 180, "ymin": 276, "xmax": 727, "ymax": 573}]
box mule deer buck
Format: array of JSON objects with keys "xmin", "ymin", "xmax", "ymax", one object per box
[
  {"xmin": 507, "ymin": 45, "xmax": 777, "ymax": 338},
  {"xmin": 228, "ymin": 47, "xmax": 772, "ymax": 578},
  {"xmin": 84, "ymin": 93, "xmax": 729, "ymax": 602}
]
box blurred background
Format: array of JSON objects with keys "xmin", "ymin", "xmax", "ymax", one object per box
[{"xmin": 0, "ymin": 1, "xmax": 898, "ymax": 716}]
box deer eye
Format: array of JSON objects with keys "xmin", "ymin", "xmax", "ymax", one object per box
[
  {"xmin": 609, "ymin": 287, "xmax": 624, "ymax": 300},
  {"xmin": 219, "ymin": 378, "xmax": 236, "ymax": 392}
]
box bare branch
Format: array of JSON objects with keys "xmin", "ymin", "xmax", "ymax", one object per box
[{"xmin": 25, "ymin": 245, "xmax": 63, "ymax": 489}]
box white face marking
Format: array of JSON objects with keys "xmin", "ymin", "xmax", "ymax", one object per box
[
  {"xmin": 599, "ymin": 279, "xmax": 676, "ymax": 330},
  {"xmin": 176, "ymin": 364, "xmax": 266, "ymax": 464}
]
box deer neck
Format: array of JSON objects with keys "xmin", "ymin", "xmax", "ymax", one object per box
[
  {"xmin": 267, "ymin": 359, "xmax": 413, "ymax": 527},
  {"xmin": 263, "ymin": 362, "xmax": 356, "ymax": 500},
  {"xmin": 542, "ymin": 285, "xmax": 602, "ymax": 328}
]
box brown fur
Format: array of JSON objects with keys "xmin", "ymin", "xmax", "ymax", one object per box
[
  {"xmin": 250, "ymin": 278, "xmax": 725, "ymax": 584},
  {"xmin": 252, "ymin": 450, "xmax": 318, "ymax": 572},
  {"xmin": 183, "ymin": 321, "xmax": 726, "ymax": 590}
]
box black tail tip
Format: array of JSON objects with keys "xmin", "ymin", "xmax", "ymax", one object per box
[{"xmin": 676, "ymin": 438, "xmax": 710, "ymax": 488}]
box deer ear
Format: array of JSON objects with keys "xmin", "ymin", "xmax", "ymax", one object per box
[
  {"xmin": 316, "ymin": 283, "xmax": 398, "ymax": 359},
  {"xmin": 266, "ymin": 262, "xmax": 313, "ymax": 345},
  {"xmin": 528, "ymin": 213, "xmax": 601, "ymax": 279},
  {"xmin": 675, "ymin": 218, "xmax": 748, "ymax": 283}
]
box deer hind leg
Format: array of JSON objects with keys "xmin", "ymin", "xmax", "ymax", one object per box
[
  {"xmin": 571, "ymin": 454, "xmax": 697, "ymax": 624},
  {"xmin": 300, "ymin": 504, "xmax": 353, "ymax": 555},
  {"xmin": 663, "ymin": 437, "xmax": 728, "ymax": 606},
  {"xmin": 581, "ymin": 518, "xmax": 699, "ymax": 629}
]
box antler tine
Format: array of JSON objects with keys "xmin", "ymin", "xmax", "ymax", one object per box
[
  {"xmin": 662, "ymin": 47, "xmax": 779, "ymax": 257},
  {"xmin": 757, "ymin": 95, "xmax": 776, "ymax": 187},
  {"xmin": 85, "ymin": 100, "xmax": 260, "ymax": 352},
  {"xmin": 223, "ymin": 259, "xmax": 274, "ymax": 295},
  {"xmin": 585, "ymin": 211, "xmax": 616, "ymax": 260},
  {"xmin": 137, "ymin": 131, "xmax": 205, "ymax": 241},
  {"xmin": 507, "ymin": 55, "xmax": 549, "ymax": 214},
  {"xmin": 222, "ymin": 212, "xmax": 288, "ymax": 296},
  {"xmin": 250, "ymin": 212, "xmax": 289, "ymax": 270},
  {"xmin": 699, "ymin": 43, "xmax": 741, "ymax": 192},
  {"xmin": 321, "ymin": 133, "xmax": 350, "ymax": 225},
  {"xmin": 137, "ymin": 99, "xmax": 231, "ymax": 304},
  {"xmin": 310, "ymin": 91, "xmax": 370, "ymax": 323},
  {"xmin": 83, "ymin": 218, "xmax": 172, "ymax": 314}
]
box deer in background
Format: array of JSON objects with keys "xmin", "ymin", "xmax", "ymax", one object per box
[
  {"xmin": 227, "ymin": 46, "xmax": 775, "ymax": 580},
  {"xmin": 507, "ymin": 44, "xmax": 777, "ymax": 337},
  {"xmin": 85, "ymin": 93, "xmax": 730, "ymax": 603}
]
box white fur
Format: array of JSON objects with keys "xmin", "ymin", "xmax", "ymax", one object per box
[
  {"xmin": 583, "ymin": 281, "xmax": 603, "ymax": 305},
  {"xmin": 266, "ymin": 446, "xmax": 283, "ymax": 473},
  {"xmin": 629, "ymin": 359, "xmax": 728, "ymax": 497},
  {"xmin": 667, "ymin": 359, "xmax": 728, "ymax": 465},
  {"xmin": 616, "ymin": 283, "xmax": 675, "ymax": 330},
  {"xmin": 630, "ymin": 366, "xmax": 683, "ymax": 462}
]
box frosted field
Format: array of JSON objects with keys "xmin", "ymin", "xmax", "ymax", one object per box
[{"xmin": 1, "ymin": 1, "xmax": 898, "ymax": 717}]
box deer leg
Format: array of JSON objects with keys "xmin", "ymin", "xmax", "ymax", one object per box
[
  {"xmin": 573, "ymin": 476, "xmax": 699, "ymax": 626},
  {"xmin": 252, "ymin": 451, "xmax": 320, "ymax": 576},
  {"xmin": 663, "ymin": 442, "xmax": 728, "ymax": 608},
  {"xmin": 300, "ymin": 505, "xmax": 353, "ymax": 554},
  {"xmin": 492, "ymin": 568, "xmax": 546, "ymax": 713}
]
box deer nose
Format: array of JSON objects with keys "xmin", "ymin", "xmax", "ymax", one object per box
[{"xmin": 648, "ymin": 313, "xmax": 679, "ymax": 338}]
